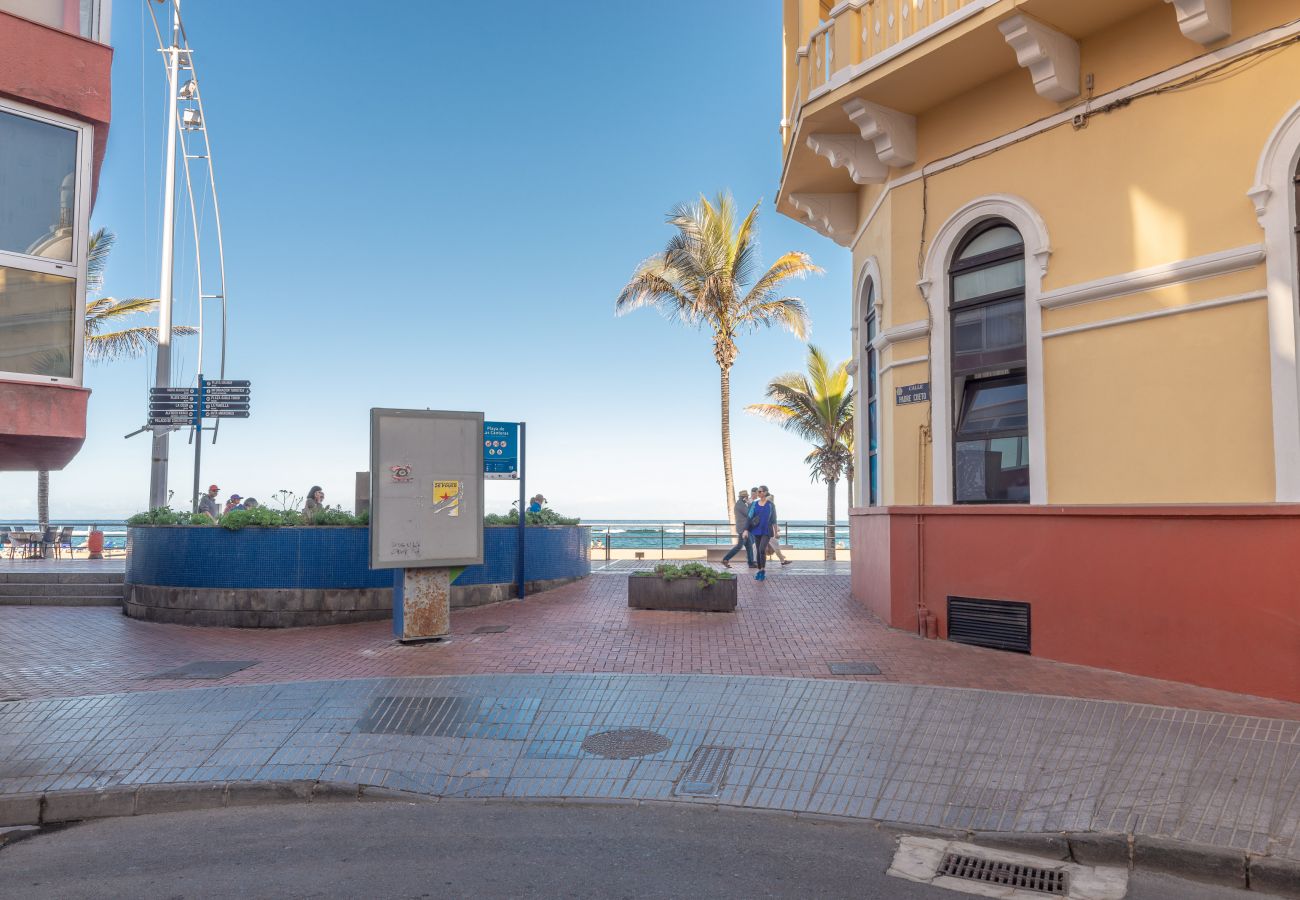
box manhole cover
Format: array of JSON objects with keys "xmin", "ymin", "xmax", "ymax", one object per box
[
  {"xmin": 674, "ymin": 745, "xmax": 734, "ymax": 796},
  {"xmin": 472, "ymin": 625, "xmax": 510, "ymax": 634},
  {"xmin": 143, "ymin": 660, "xmax": 259, "ymax": 680},
  {"xmin": 580, "ymin": 728, "xmax": 671, "ymax": 759},
  {"xmin": 828, "ymin": 661, "xmax": 881, "ymax": 676},
  {"xmin": 939, "ymin": 852, "xmax": 1067, "ymax": 895}
]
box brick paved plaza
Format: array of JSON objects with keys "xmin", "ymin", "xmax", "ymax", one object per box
[{"xmin": 1, "ymin": 564, "xmax": 1295, "ymax": 720}]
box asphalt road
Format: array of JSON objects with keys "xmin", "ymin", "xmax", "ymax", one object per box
[{"xmin": 0, "ymin": 801, "xmax": 1255, "ymax": 899}]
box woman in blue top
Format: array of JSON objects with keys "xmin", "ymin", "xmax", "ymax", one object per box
[{"xmin": 748, "ymin": 487, "xmax": 775, "ymax": 581}]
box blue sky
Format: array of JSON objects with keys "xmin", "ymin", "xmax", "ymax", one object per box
[{"xmin": 1, "ymin": 0, "xmax": 853, "ymax": 522}]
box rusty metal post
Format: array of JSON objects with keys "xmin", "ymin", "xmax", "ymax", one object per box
[{"xmin": 393, "ymin": 566, "xmax": 451, "ymax": 642}]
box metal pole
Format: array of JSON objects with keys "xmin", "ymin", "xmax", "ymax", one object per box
[
  {"xmin": 190, "ymin": 376, "xmax": 203, "ymax": 513},
  {"xmin": 149, "ymin": 7, "xmax": 181, "ymax": 511},
  {"xmin": 517, "ymin": 422, "xmax": 526, "ymax": 600}
]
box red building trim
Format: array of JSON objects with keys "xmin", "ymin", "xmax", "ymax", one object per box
[
  {"xmin": 0, "ymin": 9, "xmax": 112, "ymax": 197},
  {"xmin": 850, "ymin": 505, "xmax": 1300, "ymax": 703},
  {"xmin": 0, "ymin": 379, "xmax": 90, "ymax": 471}
]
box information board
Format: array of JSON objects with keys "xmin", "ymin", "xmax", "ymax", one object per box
[
  {"xmin": 369, "ymin": 409, "xmax": 484, "ymax": 569},
  {"xmin": 483, "ymin": 420, "xmax": 519, "ymax": 479}
]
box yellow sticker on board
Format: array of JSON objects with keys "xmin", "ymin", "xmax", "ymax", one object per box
[{"xmin": 432, "ymin": 480, "xmax": 461, "ymax": 516}]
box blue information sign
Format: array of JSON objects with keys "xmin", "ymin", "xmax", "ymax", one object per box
[{"xmin": 483, "ymin": 421, "xmax": 519, "ymax": 479}]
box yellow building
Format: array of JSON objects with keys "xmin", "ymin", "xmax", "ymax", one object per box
[{"xmin": 777, "ymin": 0, "xmax": 1300, "ymax": 702}]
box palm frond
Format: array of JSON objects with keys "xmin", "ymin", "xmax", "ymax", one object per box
[{"xmin": 85, "ymin": 324, "xmax": 198, "ymax": 362}]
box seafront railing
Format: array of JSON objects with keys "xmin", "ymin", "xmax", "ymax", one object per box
[
  {"xmin": 0, "ymin": 522, "xmax": 129, "ymax": 557},
  {"xmin": 584, "ymin": 521, "xmax": 850, "ymax": 562}
]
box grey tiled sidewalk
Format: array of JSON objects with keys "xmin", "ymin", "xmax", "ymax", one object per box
[{"xmin": 0, "ymin": 675, "xmax": 1295, "ymax": 861}]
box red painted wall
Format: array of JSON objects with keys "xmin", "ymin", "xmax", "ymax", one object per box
[
  {"xmin": 0, "ymin": 379, "xmax": 90, "ymax": 471},
  {"xmin": 0, "ymin": 10, "xmax": 112, "ymax": 196},
  {"xmin": 850, "ymin": 505, "xmax": 1300, "ymax": 703}
]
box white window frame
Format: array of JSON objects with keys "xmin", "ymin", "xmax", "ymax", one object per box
[
  {"xmin": 0, "ymin": 96, "xmax": 93, "ymax": 388},
  {"xmin": 1248, "ymin": 100, "xmax": 1300, "ymax": 501},
  {"xmin": 919, "ymin": 195, "xmax": 1051, "ymax": 505}
]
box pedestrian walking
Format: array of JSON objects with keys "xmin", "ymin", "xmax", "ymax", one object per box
[
  {"xmin": 765, "ymin": 492, "xmax": 793, "ymax": 566},
  {"xmin": 720, "ymin": 489, "xmax": 754, "ymax": 569},
  {"xmin": 748, "ymin": 486, "xmax": 776, "ymax": 581}
]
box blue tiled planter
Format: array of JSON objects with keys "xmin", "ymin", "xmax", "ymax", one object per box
[{"xmin": 124, "ymin": 525, "xmax": 590, "ymax": 627}]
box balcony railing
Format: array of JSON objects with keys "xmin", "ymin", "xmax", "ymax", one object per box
[
  {"xmin": 0, "ymin": 0, "xmax": 111, "ymax": 43},
  {"xmin": 792, "ymin": 0, "xmax": 991, "ymax": 120}
]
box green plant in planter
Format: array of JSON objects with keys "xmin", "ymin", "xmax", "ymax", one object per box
[
  {"xmin": 126, "ymin": 507, "xmax": 197, "ymax": 526},
  {"xmin": 632, "ymin": 562, "xmax": 735, "ymax": 587},
  {"xmin": 485, "ymin": 508, "xmax": 580, "ymax": 527}
]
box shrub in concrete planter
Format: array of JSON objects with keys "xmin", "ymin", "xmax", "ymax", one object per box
[{"xmin": 628, "ymin": 564, "xmax": 737, "ymax": 612}]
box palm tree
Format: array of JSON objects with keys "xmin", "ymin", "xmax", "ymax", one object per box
[
  {"xmin": 747, "ymin": 346, "xmax": 854, "ymax": 560},
  {"xmin": 35, "ymin": 229, "xmax": 197, "ymax": 538},
  {"xmin": 616, "ymin": 193, "xmax": 820, "ymax": 517}
]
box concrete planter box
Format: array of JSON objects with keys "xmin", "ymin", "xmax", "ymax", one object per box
[
  {"xmin": 627, "ymin": 574, "xmax": 737, "ymax": 612},
  {"xmin": 125, "ymin": 525, "xmax": 591, "ymax": 627}
]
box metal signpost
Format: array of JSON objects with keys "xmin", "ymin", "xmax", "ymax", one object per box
[
  {"xmin": 370, "ymin": 409, "xmax": 485, "ymax": 642},
  {"xmin": 147, "ymin": 377, "xmax": 252, "ymax": 512},
  {"xmin": 484, "ymin": 421, "xmax": 526, "ymax": 599}
]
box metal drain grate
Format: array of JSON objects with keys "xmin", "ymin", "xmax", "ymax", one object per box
[
  {"xmin": 580, "ymin": 728, "xmax": 671, "ymax": 759},
  {"xmin": 674, "ymin": 745, "xmax": 734, "ymax": 796},
  {"xmin": 828, "ymin": 661, "xmax": 881, "ymax": 675},
  {"xmin": 472, "ymin": 625, "xmax": 510, "ymax": 634},
  {"xmin": 143, "ymin": 660, "xmax": 259, "ymax": 680},
  {"xmin": 357, "ymin": 695, "xmax": 540, "ymax": 740},
  {"xmin": 939, "ymin": 852, "xmax": 1067, "ymax": 895}
]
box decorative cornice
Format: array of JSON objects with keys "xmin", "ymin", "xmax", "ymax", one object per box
[
  {"xmin": 1042, "ymin": 290, "xmax": 1265, "ymax": 339},
  {"xmin": 1163, "ymin": 0, "xmax": 1231, "ymax": 45},
  {"xmin": 871, "ymin": 320, "xmax": 930, "ymax": 352},
  {"xmin": 843, "ymin": 99, "xmax": 917, "ymax": 168},
  {"xmin": 1249, "ymin": 99, "xmax": 1300, "ymax": 219},
  {"xmin": 807, "ymin": 133, "xmax": 887, "ymax": 185},
  {"xmin": 1038, "ymin": 244, "xmax": 1266, "ymax": 310},
  {"xmin": 998, "ymin": 13, "xmax": 1080, "ymax": 102},
  {"xmin": 789, "ymin": 193, "xmax": 856, "ymax": 247}
]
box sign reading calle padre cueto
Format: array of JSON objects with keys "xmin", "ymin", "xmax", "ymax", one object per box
[{"xmin": 368, "ymin": 409, "xmax": 484, "ymax": 569}]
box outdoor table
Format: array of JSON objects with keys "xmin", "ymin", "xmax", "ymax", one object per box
[{"xmin": 8, "ymin": 532, "xmax": 42, "ymax": 559}]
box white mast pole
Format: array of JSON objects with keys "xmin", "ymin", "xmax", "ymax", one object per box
[{"xmin": 148, "ymin": 2, "xmax": 181, "ymax": 511}]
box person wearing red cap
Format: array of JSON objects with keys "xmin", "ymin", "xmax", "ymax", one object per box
[{"xmin": 198, "ymin": 484, "xmax": 221, "ymax": 523}]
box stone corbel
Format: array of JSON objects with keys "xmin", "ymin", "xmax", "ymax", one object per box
[
  {"xmin": 998, "ymin": 14, "xmax": 1080, "ymax": 103},
  {"xmin": 843, "ymin": 99, "xmax": 917, "ymax": 168},
  {"xmin": 807, "ymin": 133, "xmax": 887, "ymax": 184},
  {"xmin": 1163, "ymin": 0, "xmax": 1231, "ymax": 44},
  {"xmin": 789, "ymin": 193, "xmax": 856, "ymax": 247}
]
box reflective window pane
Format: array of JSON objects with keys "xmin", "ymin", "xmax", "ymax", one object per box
[
  {"xmin": 952, "ymin": 299, "xmax": 1025, "ymax": 358},
  {"xmin": 868, "ymin": 399, "xmax": 878, "ymax": 451},
  {"xmin": 955, "ymin": 436, "xmax": 1030, "ymax": 502},
  {"xmin": 953, "ymin": 257, "xmax": 1025, "ymax": 303},
  {"xmin": 957, "ymin": 225, "xmax": 1021, "ymax": 261},
  {"xmin": 0, "ymin": 265, "xmax": 75, "ymax": 377},
  {"xmin": 956, "ymin": 379, "xmax": 1028, "ymax": 438},
  {"xmin": 0, "ymin": 110, "xmax": 78, "ymax": 261}
]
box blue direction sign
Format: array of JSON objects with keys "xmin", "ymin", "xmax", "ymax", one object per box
[{"xmin": 483, "ymin": 421, "xmax": 519, "ymax": 479}]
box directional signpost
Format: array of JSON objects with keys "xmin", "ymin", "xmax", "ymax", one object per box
[{"xmin": 145, "ymin": 377, "xmax": 253, "ymax": 511}]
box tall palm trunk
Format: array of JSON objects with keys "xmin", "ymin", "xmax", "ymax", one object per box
[
  {"xmin": 719, "ymin": 364, "xmax": 736, "ymax": 521},
  {"xmin": 825, "ymin": 478, "xmax": 837, "ymax": 561},
  {"xmin": 37, "ymin": 469, "xmax": 49, "ymax": 558},
  {"xmin": 846, "ymin": 465, "xmax": 855, "ymax": 509}
]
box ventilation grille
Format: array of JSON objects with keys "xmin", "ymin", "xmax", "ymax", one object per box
[
  {"xmin": 939, "ymin": 852, "xmax": 1067, "ymax": 895},
  {"xmin": 947, "ymin": 597, "xmax": 1031, "ymax": 654}
]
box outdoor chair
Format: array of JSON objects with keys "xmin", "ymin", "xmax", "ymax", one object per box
[
  {"xmin": 0, "ymin": 527, "xmax": 10, "ymax": 559},
  {"xmin": 41, "ymin": 528, "xmax": 58, "ymax": 559},
  {"xmin": 56, "ymin": 526, "xmax": 74, "ymax": 558}
]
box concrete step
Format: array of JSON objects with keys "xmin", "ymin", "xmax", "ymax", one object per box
[
  {"xmin": 0, "ymin": 596, "xmax": 122, "ymax": 607},
  {"xmin": 0, "ymin": 572, "xmax": 124, "ymax": 585},
  {"xmin": 0, "ymin": 582, "xmax": 124, "ymax": 597}
]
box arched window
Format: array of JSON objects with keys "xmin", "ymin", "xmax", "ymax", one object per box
[
  {"xmin": 949, "ymin": 221, "xmax": 1029, "ymax": 503},
  {"xmin": 863, "ymin": 279, "xmax": 879, "ymax": 505}
]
